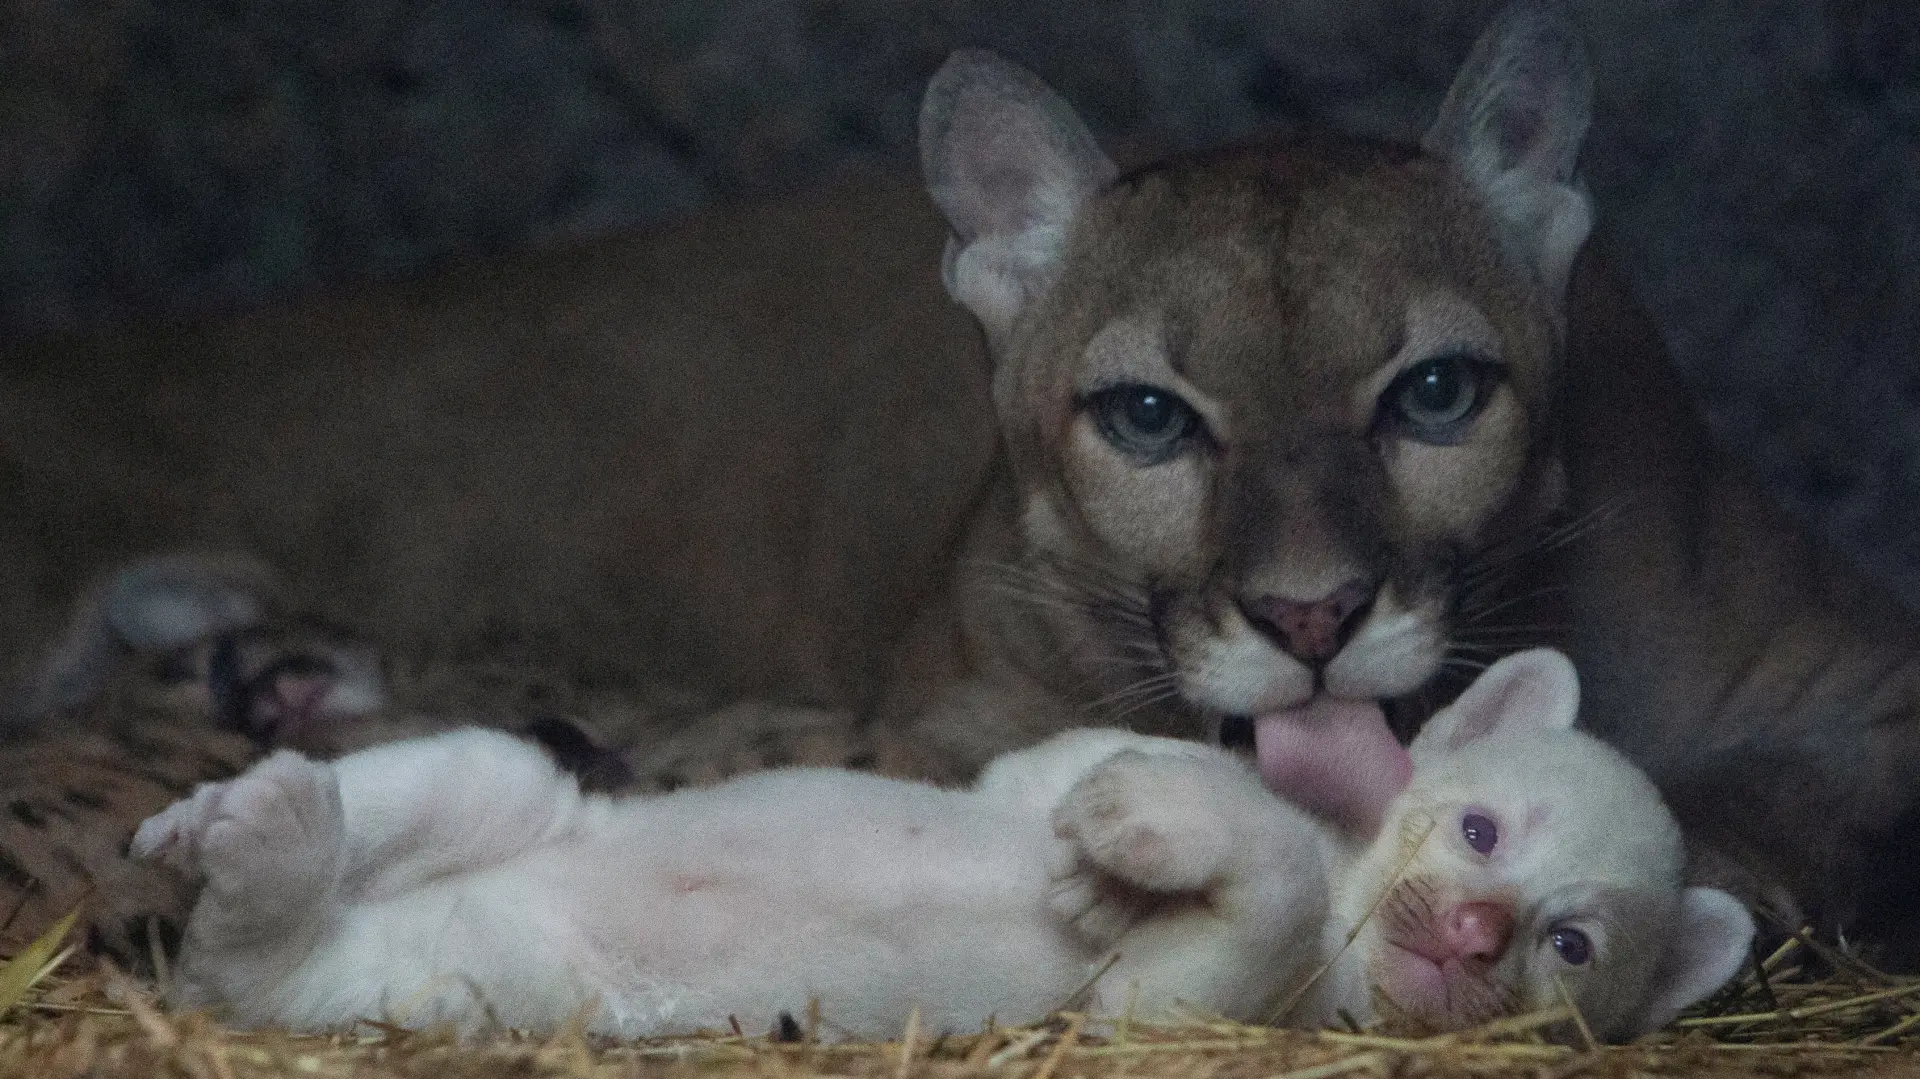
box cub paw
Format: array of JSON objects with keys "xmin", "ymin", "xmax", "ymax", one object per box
[
  {"xmin": 133, "ymin": 751, "xmax": 345, "ymax": 939},
  {"xmin": 1051, "ymin": 751, "xmax": 1235, "ymax": 895},
  {"xmin": 187, "ymin": 624, "xmax": 388, "ymax": 750},
  {"xmin": 132, "ymin": 781, "xmax": 232, "ymax": 874},
  {"xmin": 1045, "ymin": 856, "xmax": 1154, "ymax": 949}
]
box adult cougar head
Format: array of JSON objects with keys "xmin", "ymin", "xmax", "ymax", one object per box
[{"xmin": 922, "ymin": 1, "xmax": 1594, "ymax": 797}]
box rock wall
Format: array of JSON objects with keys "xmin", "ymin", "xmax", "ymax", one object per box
[{"xmin": 3, "ymin": 0, "xmax": 1917, "ymax": 598}]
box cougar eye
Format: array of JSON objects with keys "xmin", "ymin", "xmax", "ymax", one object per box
[
  {"xmin": 1086, "ymin": 383, "xmax": 1204, "ymax": 465},
  {"xmin": 1549, "ymin": 926, "xmax": 1593, "ymax": 966},
  {"xmin": 1379, "ymin": 353, "xmax": 1502, "ymax": 444},
  {"xmin": 1461, "ymin": 811, "xmax": 1498, "ymax": 855}
]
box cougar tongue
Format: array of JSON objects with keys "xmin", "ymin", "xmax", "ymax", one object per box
[{"xmin": 1255, "ymin": 697, "xmax": 1411, "ymax": 837}]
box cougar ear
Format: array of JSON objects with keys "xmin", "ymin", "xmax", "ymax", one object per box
[
  {"xmin": 920, "ymin": 50, "xmax": 1116, "ymax": 348},
  {"xmin": 1422, "ymin": 0, "xmax": 1594, "ymax": 299}
]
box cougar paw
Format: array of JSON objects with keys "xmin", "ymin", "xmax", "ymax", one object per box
[
  {"xmin": 203, "ymin": 628, "xmax": 388, "ymax": 748},
  {"xmin": 1050, "ymin": 751, "xmax": 1234, "ymax": 895}
]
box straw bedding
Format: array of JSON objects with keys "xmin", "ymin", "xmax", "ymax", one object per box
[
  {"xmin": 2, "ymin": 654, "xmax": 1910, "ymax": 1077},
  {"xmin": 5, "ymin": 909, "xmax": 1920, "ymax": 1079}
]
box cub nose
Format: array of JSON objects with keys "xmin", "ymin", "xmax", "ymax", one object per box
[
  {"xmin": 1441, "ymin": 900, "xmax": 1515, "ymax": 964},
  {"xmin": 1240, "ymin": 579, "xmax": 1376, "ymax": 664}
]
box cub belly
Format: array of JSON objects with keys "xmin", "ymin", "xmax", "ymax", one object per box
[
  {"xmin": 556, "ymin": 771, "xmax": 1094, "ymax": 1037},
  {"xmin": 168, "ymin": 755, "xmax": 1100, "ymax": 1040}
]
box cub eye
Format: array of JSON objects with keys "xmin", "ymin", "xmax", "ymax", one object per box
[
  {"xmin": 1461, "ymin": 811, "xmax": 1498, "ymax": 855},
  {"xmin": 1379, "ymin": 353, "xmax": 1502, "ymax": 444},
  {"xmin": 1086, "ymin": 383, "xmax": 1204, "ymax": 465},
  {"xmin": 1550, "ymin": 926, "xmax": 1593, "ymax": 966}
]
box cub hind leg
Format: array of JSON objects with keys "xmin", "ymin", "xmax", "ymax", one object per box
[
  {"xmin": 132, "ymin": 750, "xmax": 346, "ymax": 1005},
  {"xmin": 136, "ymin": 728, "xmax": 592, "ymax": 1012},
  {"xmin": 139, "ymin": 728, "xmax": 592, "ymax": 911}
]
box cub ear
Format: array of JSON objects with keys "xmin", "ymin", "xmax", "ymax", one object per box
[
  {"xmin": 919, "ymin": 50, "xmax": 1116, "ymax": 348},
  {"xmin": 1633, "ymin": 887, "xmax": 1756, "ymax": 1036},
  {"xmin": 1421, "ymin": 0, "xmax": 1594, "ymax": 299},
  {"xmin": 1415, "ymin": 647, "xmax": 1579, "ymax": 755}
]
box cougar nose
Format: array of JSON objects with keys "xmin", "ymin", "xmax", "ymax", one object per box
[
  {"xmin": 1442, "ymin": 900, "xmax": 1515, "ymax": 964},
  {"xmin": 1240, "ymin": 579, "xmax": 1376, "ymax": 664}
]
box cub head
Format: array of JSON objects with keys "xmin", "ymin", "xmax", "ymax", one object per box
[
  {"xmin": 1338, "ymin": 648, "xmax": 1754, "ymax": 1040},
  {"xmin": 920, "ymin": 2, "xmax": 1592, "ymax": 742}
]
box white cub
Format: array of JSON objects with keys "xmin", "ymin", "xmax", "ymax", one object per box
[
  {"xmin": 135, "ymin": 649, "xmax": 1752, "ymax": 1041},
  {"xmin": 1308, "ymin": 650, "xmax": 1756, "ymax": 1040}
]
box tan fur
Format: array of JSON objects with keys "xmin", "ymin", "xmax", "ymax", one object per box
[
  {"xmin": 0, "ymin": 174, "xmax": 991, "ymax": 726},
  {"xmin": 4, "ymin": 3, "xmax": 1916, "ymax": 955},
  {"xmin": 1550, "ymin": 260, "xmax": 1920, "ymax": 928}
]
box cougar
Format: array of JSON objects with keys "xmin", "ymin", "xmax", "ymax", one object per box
[{"xmin": 4, "ymin": 0, "xmax": 1916, "ymax": 956}]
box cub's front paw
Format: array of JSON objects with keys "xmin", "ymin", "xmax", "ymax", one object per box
[
  {"xmin": 1051, "ymin": 751, "xmax": 1235, "ymax": 895},
  {"xmin": 1046, "ymin": 856, "xmax": 1153, "ymax": 949},
  {"xmin": 133, "ymin": 751, "xmax": 345, "ymax": 938}
]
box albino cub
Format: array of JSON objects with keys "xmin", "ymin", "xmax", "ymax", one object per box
[{"xmin": 135, "ymin": 649, "xmax": 1751, "ymax": 1041}]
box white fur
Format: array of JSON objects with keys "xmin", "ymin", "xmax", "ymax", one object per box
[
  {"xmin": 1317, "ymin": 650, "xmax": 1756, "ymax": 1040},
  {"xmin": 138, "ymin": 650, "xmax": 1752, "ymax": 1042},
  {"xmin": 139, "ymin": 725, "xmax": 1324, "ymax": 1039},
  {"xmin": 1323, "ymin": 591, "xmax": 1448, "ymax": 701},
  {"xmin": 1179, "ymin": 616, "xmax": 1314, "ymax": 715}
]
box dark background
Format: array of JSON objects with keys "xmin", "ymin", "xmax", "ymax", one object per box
[{"xmin": 3, "ymin": 0, "xmax": 1917, "ymax": 600}]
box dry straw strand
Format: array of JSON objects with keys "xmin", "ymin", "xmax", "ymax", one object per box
[
  {"xmin": 1551, "ymin": 977, "xmax": 1598, "ymax": 1052},
  {"xmin": 1030, "ymin": 1013, "xmax": 1083, "ymax": 1079},
  {"xmin": 1267, "ymin": 814, "xmax": 1437, "ymax": 1025},
  {"xmin": 1268, "ymin": 1051, "xmax": 1384, "ymax": 1079},
  {"xmin": 894, "ymin": 1005, "xmax": 921, "ymax": 1079}
]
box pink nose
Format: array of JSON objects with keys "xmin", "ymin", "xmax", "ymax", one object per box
[
  {"xmin": 1240, "ymin": 579, "xmax": 1376, "ymax": 664},
  {"xmin": 1441, "ymin": 901, "xmax": 1515, "ymax": 963}
]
